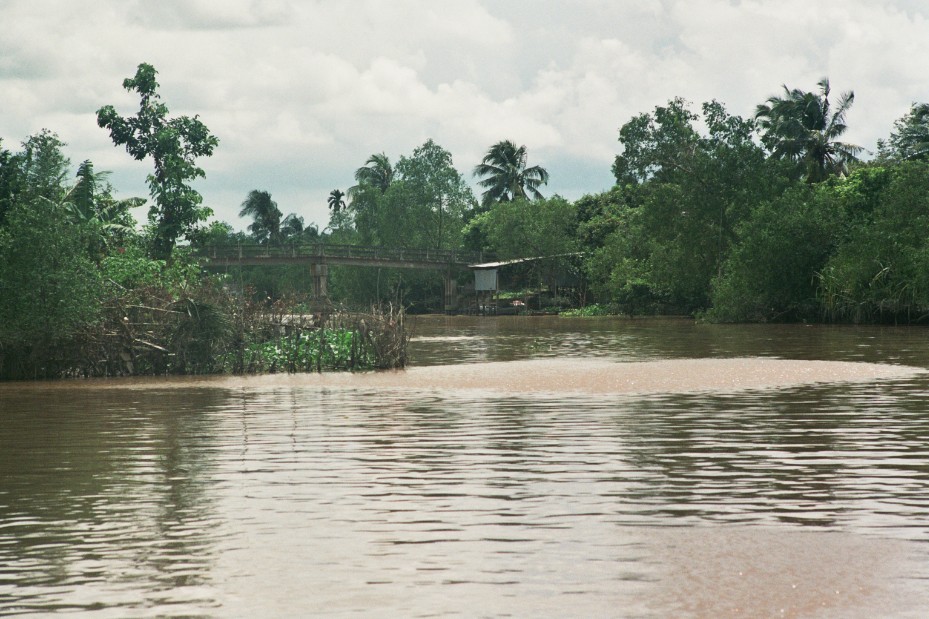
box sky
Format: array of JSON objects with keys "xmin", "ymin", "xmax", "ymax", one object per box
[{"xmin": 3, "ymin": 0, "xmax": 929, "ymax": 231}]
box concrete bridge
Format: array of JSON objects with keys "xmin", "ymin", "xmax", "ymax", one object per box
[{"xmin": 195, "ymin": 243, "xmax": 487, "ymax": 310}]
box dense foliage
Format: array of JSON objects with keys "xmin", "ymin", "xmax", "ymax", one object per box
[
  {"xmin": 5, "ymin": 69, "xmax": 929, "ymax": 380},
  {"xmin": 0, "ymin": 66, "xmax": 403, "ymax": 379},
  {"xmin": 576, "ymin": 83, "xmax": 929, "ymax": 324}
]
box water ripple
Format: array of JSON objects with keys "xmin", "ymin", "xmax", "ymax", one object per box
[{"xmin": 4, "ymin": 320, "xmax": 929, "ymax": 616}]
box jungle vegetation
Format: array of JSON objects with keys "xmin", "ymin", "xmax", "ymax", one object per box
[{"xmin": 3, "ymin": 64, "xmax": 929, "ymax": 377}]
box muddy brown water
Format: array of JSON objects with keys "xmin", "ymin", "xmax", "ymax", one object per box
[{"xmin": 3, "ymin": 316, "xmax": 929, "ymax": 617}]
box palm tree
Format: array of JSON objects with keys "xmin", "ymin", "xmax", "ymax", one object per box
[
  {"xmin": 239, "ymin": 189, "xmax": 282, "ymax": 244},
  {"xmin": 60, "ymin": 160, "xmax": 139, "ymax": 246},
  {"xmin": 349, "ymin": 153, "xmax": 394, "ymax": 199},
  {"xmin": 327, "ymin": 189, "xmax": 346, "ymax": 212},
  {"xmin": 473, "ymin": 140, "xmax": 549, "ymax": 207},
  {"xmin": 754, "ymin": 78, "xmax": 862, "ymax": 183},
  {"xmin": 281, "ymin": 213, "xmax": 305, "ymax": 241}
]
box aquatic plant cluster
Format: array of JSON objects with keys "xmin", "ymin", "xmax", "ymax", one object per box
[
  {"xmin": 559, "ymin": 303, "xmax": 618, "ymax": 317},
  {"xmin": 239, "ymin": 329, "xmax": 366, "ymax": 373},
  {"xmin": 229, "ymin": 307, "xmax": 408, "ymax": 374}
]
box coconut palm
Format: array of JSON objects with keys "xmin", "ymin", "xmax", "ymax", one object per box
[
  {"xmin": 754, "ymin": 78, "xmax": 862, "ymax": 183},
  {"xmin": 349, "ymin": 153, "xmax": 394, "ymax": 198},
  {"xmin": 327, "ymin": 188, "xmax": 346, "ymax": 212},
  {"xmin": 281, "ymin": 213, "xmax": 305, "ymax": 241},
  {"xmin": 473, "ymin": 140, "xmax": 549, "ymax": 207},
  {"xmin": 239, "ymin": 189, "xmax": 282, "ymax": 244}
]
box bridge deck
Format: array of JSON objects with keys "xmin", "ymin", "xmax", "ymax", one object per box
[{"xmin": 197, "ymin": 243, "xmax": 486, "ymax": 270}]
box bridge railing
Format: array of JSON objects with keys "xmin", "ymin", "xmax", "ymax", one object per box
[{"xmin": 195, "ymin": 242, "xmax": 486, "ymax": 266}]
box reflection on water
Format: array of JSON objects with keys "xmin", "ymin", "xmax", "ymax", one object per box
[
  {"xmin": 0, "ymin": 390, "xmax": 228, "ymax": 615},
  {"xmin": 3, "ymin": 317, "xmax": 929, "ymax": 617}
]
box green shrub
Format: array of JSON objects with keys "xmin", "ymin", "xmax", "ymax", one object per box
[
  {"xmin": 230, "ymin": 328, "xmax": 373, "ymax": 373},
  {"xmin": 560, "ymin": 303, "xmax": 619, "ymax": 317}
]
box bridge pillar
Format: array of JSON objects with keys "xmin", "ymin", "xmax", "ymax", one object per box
[
  {"xmin": 443, "ymin": 273, "xmax": 458, "ymax": 314},
  {"xmin": 312, "ymin": 263, "xmax": 328, "ymax": 299}
]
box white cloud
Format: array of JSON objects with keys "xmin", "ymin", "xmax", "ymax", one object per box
[
  {"xmin": 3, "ymin": 0, "xmax": 929, "ymax": 227},
  {"xmin": 128, "ymin": 0, "xmax": 292, "ymax": 30}
]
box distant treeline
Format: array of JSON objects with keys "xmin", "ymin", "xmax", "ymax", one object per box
[{"xmin": 3, "ymin": 65, "xmax": 929, "ymax": 376}]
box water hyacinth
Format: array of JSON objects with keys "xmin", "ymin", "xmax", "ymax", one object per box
[
  {"xmin": 219, "ymin": 304, "xmax": 409, "ymax": 374},
  {"xmin": 234, "ymin": 327, "xmax": 376, "ymax": 373}
]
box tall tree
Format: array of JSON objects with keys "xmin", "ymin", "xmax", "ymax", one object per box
[
  {"xmin": 754, "ymin": 78, "xmax": 861, "ymax": 183},
  {"xmin": 350, "ymin": 153, "xmax": 394, "ymax": 196},
  {"xmin": 20, "ymin": 129, "xmax": 70, "ymax": 205},
  {"xmin": 611, "ymin": 98, "xmax": 700, "ymax": 186},
  {"xmin": 97, "ymin": 62, "xmax": 218, "ymax": 259},
  {"xmin": 341, "ymin": 141, "xmax": 475, "ymax": 250},
  {"xmin": 395, "ymin": 139, "xmax": 475, "ymax": 249},
  {"xmin": 596, "ymin": 99, "xmax": 786, "ymax": 313},
  {"xmin": 879, "ymin": 102, "xmax": 929, "ymax": 161},
  {"xmin": 346, "ymin": 154, "xmax": 393, "ymax": 241},
  {"xmin": 0, "ymin": 141, "xmax": 24, "ymax": 225},
  {"xmin": 281, "ymin": 212, "xmax": 305, "ymax": 241},
  {"xmin": 327, "ymin": 188, "xmax": 346, "ymax": 212},
  {"xmin": 473, "ymin": 140, "xmax": 549, "ymax": 207},
  {"xmin": 474, "ymin": 140, "xmax": 548, "ymax": 206},
  {"xmin": 239, "ymin": 190, "xmax": 282, "ymax": 244}
]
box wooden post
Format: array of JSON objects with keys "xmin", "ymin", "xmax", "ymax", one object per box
[
  {"xmin": 312, "ymin": 263, "xmax": 328, "ymax": 299},
  {"xmin": 444, "ymin": 271, "xmax": 457, "ymax": 314}
]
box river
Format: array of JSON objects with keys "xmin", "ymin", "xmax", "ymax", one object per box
[{"xmin": 3, "ymin": 316, "xmax": 929, "ymax": 617}]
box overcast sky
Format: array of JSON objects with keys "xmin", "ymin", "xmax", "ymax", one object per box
[{"xmin": 3, "ymin": 0, "xmax": 929, "ymax": 230}]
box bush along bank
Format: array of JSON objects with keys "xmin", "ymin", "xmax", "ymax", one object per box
[{"xmin": 0, "ymin": 263, "xmax": 409, "ymax": 380}]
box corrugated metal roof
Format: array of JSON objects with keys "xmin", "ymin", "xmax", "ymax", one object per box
[
  {"xmin": 468, "ymin": 257, "xmax": 541, "ymax": 269},
  {"xmin": 468, "ymin": 253, "xmax": 583, "ymax": 269}
]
